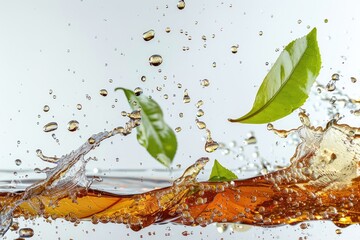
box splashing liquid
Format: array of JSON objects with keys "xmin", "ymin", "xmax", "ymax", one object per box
[{"xmin": 1, "ymin": 113, "xmax": 360, "ymax": 237}]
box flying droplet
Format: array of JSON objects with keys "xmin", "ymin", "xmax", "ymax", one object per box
[
  {"xmin": 200, "ymin": 79, "xmax": 210, "ymax": 87},
  {"xmin": 326, "ymin": 80, "xmax": 336, "ymax": 92},
  {"xmin": 196, "ymin": 100, "xmax": 204, "ymax": 108},
  {"xmin": 67, "ymin": 120, "xmax": 79, "ymax": 132},
  {"xmin": 143, "ymin": 29, "xmax": 155, "ymax": 41},
  {"xmin": 15, "ymin": 159, "xmax": 22, "ymax": 166},
  {"xmin": 205, "ymin": 130, "xmax": 219, "ymax": 153},
  {"xmin": 335, "ymin": 229, "xmax": 342, "ymax": 234},
  {"xmin": 76, "ymin": 104, "xmax": 82, "ymax": 110},
  {"xmin": 351, "ymin": 77, "xmax": 357, "ymax": 83},
  {"xmin": 19, "ymin": 228, "xmax": 34, "ymax": 238},
  {"xmin": 43, "ymin": 105, "xmax": 50, "ymax": 112},
  {"xmin": 331, "ymin": 73, "xmax": 340, "ymax": 81},
  {"xmin": 165, "ymin": 27, "xmax": 171, "ymax": 33},
  {"xmin": 297, "ymin": 19, "xmax": 302, "ymax": 24},
  {"xmin": 244, "ymin": 136, "xmax": 257, "ymax": 145},
  {"xmin": 177, "ymin": 0, "xmax": 185, "ymax": 10},
  {"xmin": 100, "ymin": 89, "xmax": 108, "ymax": 96},
  {"xmin": 43, "ymin": 122, "xmax": 58, "ymax": 133},
  {"xmin": 196, "ymin": 119, "xmax": 206, "ymax": 129},
  {"xmin": 88, "ymin": 137, "xmax": 95, "ymax": 144},
  {"xmin": 324, "ymin": 19, "xmax": 329, "ymax": 23},
  {"xmin": 183, "ymin": 89, "xmax": 191, "ymax": 103},
  {"xmin": 197, "ymin": 109, "xmax": 204, "ymax": 117},
  {"xmin": 134, "ymin": 87, "xmax": 143, "ymax": 96},
  {"xmin": 175, "ymin": 127, "xmax": 182, "ymax": 132},
  {"xmin": 212, "ymin": 62, "xmax": 217, "ymax": 68},
  {"xmin": 149, "ymin": 54, "xmax": 163, "ymax": 66},
  {"xmin": 351, "ymin": 109, "xmax": 360, "ymax": 116},
  {"xmin": 231, "ymin": 45, "xmax": 238, "ymax": 54},
  {"xmin": 259, "ymin": 31, "xmax": 263, "ymax": 36}
]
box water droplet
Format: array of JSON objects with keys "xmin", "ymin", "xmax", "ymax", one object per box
[
  {"xmin": 76, "ymin": 104, "xmax": 82, "ymax": 110},
  {"xmin": 129, "ymin": 110, "xmax": 141, "ymax": 120},
  {"xmin": 43, "ymin": 122, "xmax": 58, "ymax": 132},
  {"xmin": 326, "ymin": 80, "xmax": 336, "ymax": 92},
  {"xmin": 201, "ymin": 35, "xmax": 207, "ymax": 41},
  {"xmin": 141, "ymin": 76, "xmax": 147, "ymax": 82},
  {"xmin": 331, "ymin": 73, "xmax": 340, "ymax": 81},
  {"xmin": 300, "ymin": 223, "xmax": 308, "ymax": 229},
  {"xmin": 177, "ymin": 0, "xmax": 185, "ymax": 10},
  {"xmin": 205, "ymin": 129, "xmax": 219, "ymax": 153},
  {"xmin": 165, "ymin": 27, "xmax": 171, "ymax": 33},
  {"xmin": 351, "ymin": 77, "xmax": 357, "ymax": 83},
  {"xmin": 149, "ymin": 54, "xmax": 163, "ymax": 66},
  {"xmin": 324, "ymin": 18, "xmax": 329, "ymax": 23},
  {"xmin": 134, "ymin": 87, "xmax": 143, "ymax": 96},
  {"xmin": 212, "ymin": 62, "xmax": 217, "ymax": 68},
  {"xmin": 183, "ymin": 89, "xmax": 191, "ymax": 103},
  {"xmin": 19, "ymin": 228, "xmax": 34, "ymax": 238},
  {"xmin": 351, "ymin": 109, "xmax": 360, "ymax": 116},
  {"xmin": 67, "ymin": 120, "xmax": 79, "ymax": 132},
  {"xmin": 267, "ymin": 123, "xmax": 274, "ymax": 130},
  {"xmin": 43, "ymin": 105, "xmax": 50, "ymax": 112},
  {"xmin": 297, "ymin": 19, "xmax": 302, "ymax": 24},
  {"xmin": 88, "ymin": 137, "xmax": 95, "ymax": 144},
  {"xmin": 196, "ymin": 100, "xmax": 204, "ymax": 108},
  {"xmin": 259, "ymin": 31, "xmax": 263, "ymax": 36},
  {"xmin": 100, "ymin": 89, "xmax": 108, "ymax": 96},
  {"xmin": 196, "ymin": 119, "xmax": 206, "ymax": 129},
  {"xmin": 143, "ymin": 29, "xmax": 155, "ymax": 41},
  {"xmin": 335, "ymin": 229, "xmax": 342, "ymax": 234},
  {"xmin": 200, "ymin": 79, "xmax": 210, "ymax": 87},
  {"xmin": 175, "ymin": 127, "xmax": 182, "ymax": 132},
  {"xmin": 197, "ymin": 109, "xmax": 204, "ymax": 117},
  {"xmin": 15, "ymin": 159, "xmax": 22, "ymax": 166},
  {"xmin": 177, "ymin": 83, "xmax": 182, "ymax": 88},
  {"xmin": 49, "ymin": 89, "xmax": 53, "ymax": 94},
  {"xmin": 231, "ymin": 45, "xmax": 238, "ymax": 54},
  {"xmin": 244, "ymin": 136, "xmax": 257, "ymax": 145}
]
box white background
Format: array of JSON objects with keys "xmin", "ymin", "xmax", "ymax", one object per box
[{"xmin": 1, "ymin": 0, "xmax": 360, "ymax": 239}]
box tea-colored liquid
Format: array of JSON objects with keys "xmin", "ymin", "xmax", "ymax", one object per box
[{"xmin": 1, "ymin": 114, "xmax": 360, "ymax": 235}]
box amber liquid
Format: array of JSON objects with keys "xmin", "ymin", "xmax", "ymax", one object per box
[{"xmin": 1, "ymin": 165, "xmax": 359, "ymax": 231}]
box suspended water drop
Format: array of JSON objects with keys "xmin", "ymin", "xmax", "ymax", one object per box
[
  {"xmin": 259, "ymin": 31, "xmax": 263, "ymax": 36},
  {"xmin": 141, "ymin": 76, "xmax": 147, "ymax": 82},
  {"xmin": 231, "ymin": 45, "xmax": 238, "ymax": 54},
  {"xmin": 177, "ymin": 0, "xmax": 185, "ymax": 10},
  {"xmin": 196, "ymin": 119, "xmax": 206, "ymax": 129},
  {"xmin": 351, "ymin": 77, "xmax": 357, "ymax": 83},
  {"xmin": 143, "ymin": 29, "xmax": 155, "ymax": 41},
  {"xmin": 183, "ymin": 89, "xmax": 191, "ymax": 103},
  {"xmin": 175, "ymin": 127, "xmax": 182, "ymax": 132},
  {"xmin": 331, "ymin": 73, "xmax": 340, "ymax": 81},
  {"xmin": 88, "ymin": 137, "xmax": 96, "ymax": 144},
  {"xmin": 19, "ymin": 228, "xmax": 34, "ymax": 238},
  {"xmin": 43, "ymin": 105, "xmax": 50, "ymax": 112},
  {"xmin": 200, "ymin": 79, "xmax": 210, "ymax": 87},
  {"xmin": 15, "ymin": 159, "xmax": 22, "ymax": 166},
  {"xmin": 196, "ymin": 100, "xmax": 204, "ymax": 108},
  {"xmin": 67, "ymin": 120, "xmax": 79, "ymax": 132},
  {"xmin": 324, "ymin": 18, "xmax": 329, "ymax": 23},
  {"xmin": 43, "ymin": 122, "xmax": 58, "ymax": 132},
  {"xmin": 205, "ymin": 129, "xmax": 219, "ymax": 153},
  {"xmin": 149, "ymin": 54, "xmax": 163, "ymax": 66},
  {"xmin": 197, "ymin": 109, "xmax": 204, "ymax": 117},
  {"xmin": 244, "ymin": 136, "xmax": 257, "ymax": 145},
  {"xmin": 76, "ymin": 104, "xmax": 82, "ymax": 110},
  {"xmin": 326, "ymin": 80, "xmax": 336, "ymax": 92},
  {"xmin": 335, "ymin": 229, "xmax": 342, "ymax": 234},
  {"xmin": 100, "ymin": 89, "xmax": 108, "ymax": 96},
  {"xmin": 165, "ymin": 27, "xmax": 171, "ymax": 33},
  {"xmin": 134, "ymin": 87, "xmax": 143, "ymax": 96}
]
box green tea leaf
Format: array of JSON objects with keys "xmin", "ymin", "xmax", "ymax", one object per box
[
  {"xmin": 115, "ymin": 88, "xmax": 177, "ymax": 167},
  {"xmin": 229, "ymin": 28, "xmax": 321, "ymax": 124},
  {"xmin": 209, "ymin": 160, "xmax": 238, "ymax": 182}
]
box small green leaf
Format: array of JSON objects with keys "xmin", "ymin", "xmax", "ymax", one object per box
[
  {"xmin": 115, "ymin": 88, "xmax": 177, "ymax": 167},
  {"xmin": 229, "ymin": 28, "xmax": 321, "ymax": 124},
  {"xmin": 209, "ymin": 160, "xmax": 238, "ymax": 182}
]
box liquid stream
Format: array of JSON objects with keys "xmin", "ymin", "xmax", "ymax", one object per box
[{"xmin": 1, "ymin": 112, "xmax": 360, "ymax": 237}]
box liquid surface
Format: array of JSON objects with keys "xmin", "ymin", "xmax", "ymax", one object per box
[{"xmin": 1, "ymin": 113, "xmax": 360, "ymax": 237}]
